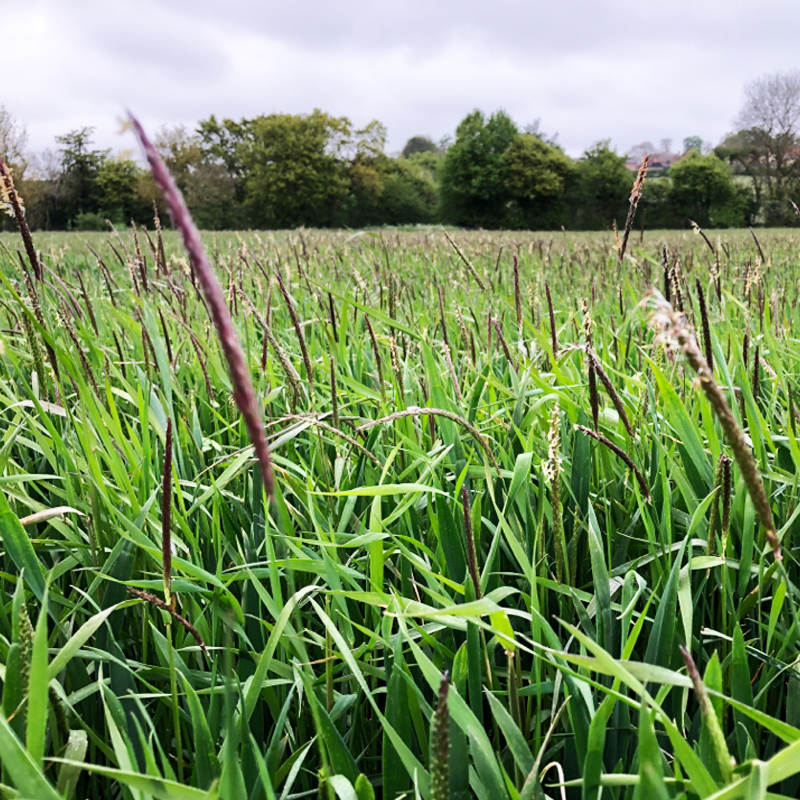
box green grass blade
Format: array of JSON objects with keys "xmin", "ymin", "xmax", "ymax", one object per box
[
  {"xmin": 633, "ymin": 705, "xmax": 670, "ymax": 800},
  {"xmin": 0, "ymin": 492, "xmax": 46, "ymax": 602},
  {"xmin": 0, "ymin": 712, "xmax": 61, "ymax": 800},
  {"xmin": 56, "ymin": 729, "xmax": 89, "ymax": 800},
  {"xmin": 52, "ymin": 760, "xmax": 214, "ymax": 799},
  {"xmin": 25, "ymin": 588, "xmax": 49, "ymax": 768}
]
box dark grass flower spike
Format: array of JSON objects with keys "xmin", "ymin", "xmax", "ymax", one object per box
[
  {"xmin": 437, "ymin": 283, "xmax": 449, "ymax": 348},
  {"xmin": 444, "ymin": 230, "xmax": 487, "ymax": 291},
  {"xmin": 618, "ymin": 154, "xmax": 648, "ymax": 265},
  {"xmin": 696, "ymin": 278, "xmax": 713, "ymax": 373},
  {"xmin": 590, "ymin": 353, "xmax": 634, "ymax": 437},
  {"xmin": 275, "ymin": 269, "xmax": 314, "ymax": 399},
  {"xmin": 689, "ymin": 219, "xmax": 716, "ymax": 256},
  {"xmin": 154, "ymin": 202, "xmax": 168, "ymax": 276},
  {"xmin": 491, "ymin": 314, "xmax": 516, "ymax": 372},
  {"xmin": 162, "ymin": 418, "xmax": 173, "ymax": 609},
  {"xmin": 648, "ymin": 292, "xmax": 780, "ymax": 560},
  {"xmin": 0, "ymin": 158, "xmax": 41, "ymax": 281},
  {"xmin": 75, "ymin": 269, "xmax": 99, "ymax": 337},
  {"xmin": 545, "ymin": 280, "xmax": 558, "ymax": 359},
  {"xmin": 460, "ymin": 487, "xmax": 481, "ymax": 600},
  {"xmin": 743, "ymin": 330, "xmax": 749, "ymax": 370},
  {"xmin": 671, "ymin": 264, "xmax": 684, "ymax": 312},
  {"xmin": 430, "ymin": 671, "xmax": 450, "ymax": 800},
  {"xmin": 112, "ymin": 331, "xmax": 127, "ymax": 380},
  {"xmin": 749, "ymin": 227, "xmax": 766, "ymax": 264},
  {"xmin": 789, "ymin": 383, "xmax": 799, "ymax": 437},
  {"xmin": 59, "ymin": 303, "xmax": 102, "ymax": 401},
  {"xmin": 721, "ymin": 455, "xmax": 732, "ymax": 553},
  {"xmin": 584, "ymin": 300, "xmax": 600, "ymax": 431},
  {"xmin": 329, "ymin": 359, "xmax": 339, "ymax": 429},
  {"xmin": 362, "ymin": 313, "xmax": 385, "ymax": 403},
  {"xmin": 130, "ymin": 114, "xmax": 274, "ymax": 499},
  {"xmin": 454, "ymin": 303, "xmax": 467, "ymax": 349},
  {"xmin": 707, "ymin": 454, "xmax": 730, "ymax": 556},
  {"xmin": 752, "ymin": 344, "xmax": 761, "ymax": 402},
  {"xmin": 389, "ymin": 334, "xmax": 403, "ymax": 397},
  {"xmin": 513, "ymin": 254, "xmax": 522, "ymax": 331},
  {"xmin": 442, "ymin": 343, "xmax": 463, "ymax": 405},
  {"xmin": 158, "ymin": 308, "xmax": 174, "ymax": 366},
  {"xmin": 575, "ymin": 424, "xmax": 651, "ymax": 501},
  {"xmin": 327, "ymin": 291, "xmax": 338, "ymax": 344},
  {"xmin": 20, "ymin": 265, "xmax": 59, "ymax": 382},
  {"xmin": 127, "ymin": 587, "xmax": 208, "ymax": 655},
  {"xmin": 20, "ymin": 298, "xmax": 46, "ymax": 397}
]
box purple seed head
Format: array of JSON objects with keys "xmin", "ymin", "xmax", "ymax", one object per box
[{"xmin": 129, "ymin": 114, "xmax": 275, "ymax": 499}]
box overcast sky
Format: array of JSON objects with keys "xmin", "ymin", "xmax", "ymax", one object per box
[{"xmin": 5, "ymin": 0, "xmax": 800, "ymax": 162}]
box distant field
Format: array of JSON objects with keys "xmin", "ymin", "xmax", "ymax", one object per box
[{"xmin": 1, "ymin": 223, "xmax": 800, "ymax": 798}]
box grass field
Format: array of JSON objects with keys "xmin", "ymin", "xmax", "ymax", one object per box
[{"xmin": 1, "ymin": 218, "xmax": 800, "ymax": 800}]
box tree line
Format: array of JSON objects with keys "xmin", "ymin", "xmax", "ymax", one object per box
[{"xmin": 3, "ymin": 71, "xmax": 800, "ymax": 231}]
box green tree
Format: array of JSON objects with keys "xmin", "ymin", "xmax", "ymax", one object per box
[
  {"xmin": 369, "ymin": 149, "xmax": 441, "ymax": 226},
  {"xmin": 683, "ymin": 135, "xmax": 704, "ymax": 153},
  {"xmin": 639, "ymin": 177, "xmax": 678, "ymax": 229},
  {"xmin": 346, "ymin": 154, "xmax": 439, "ymax": 226},
  {"xmin": 668, "ymin": 151, "xmax": 744, "ymax": 227},
  {"xmin": 153, "ymin": 126, "xmax": 203, "ymax": 192},
  {"xmin": 18, "ymin": 150, "xmax": 61, "ymax": 230},
  {"xmin": 727, "ymin": 71, "xmax": 800, "ymax": 224},
  {"xmin": 379, "ymin": 158, "xmax": 438, "ymax": 224},
  {"xmin": 239, "ymin": 110, "xmax": 352, "ymax": 228},
  {"xmin": 183, "ymin": 164, "xmax": 243, "ymax": 230},
  {"xmin": 53, "ymin": 128, "xmax": 108, "ymax": 226},
  {"xmin": 406, "ymin": 150, "xmax": 440, "ymax": 182},
  {"xmin": 341, "ymin": 120, "xmax": 389, "ymax": 226},
  {"xmin": 502, "ymin": 134, "xmax": 576, "ymax": 228},
  {"xmin": 438, "ymin": 110, "xmax": 518, "ymax": 227},
  {"xmin": 572, "ymin": 140, "xmax": 630, "ymax": 229},
  {"xmin": 715, "ymin": 130, "xmax": 766, "ymax": 218},
  {"xmin": 138, "ymin": 124, "xmax": 246, "ymax": 229},
  {"xmin": 197, "ymin": 115, "xmax": 251, "ymax": 178},
  {"xmin": 95, "ymin": 158, "xmax": 149, "ymax": 226},
  {"xmin": 401, "ymin": 136, "xmax": 439, "ymax": 158}
]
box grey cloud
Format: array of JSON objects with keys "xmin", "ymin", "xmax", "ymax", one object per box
[
  {"xmin": 7, "ymin": 0, "xmax": 800, "ymax": 161},
  {"xmin": 113, "ymin": 0, "xmax": 800, "ymax": 63}
]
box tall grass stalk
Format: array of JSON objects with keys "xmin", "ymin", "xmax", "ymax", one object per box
[
  {"xmin": 130, "ymin": 114, "xmax": 275, "ymax": 498},
  {"xmin": 649, "ymin": 293, "xmax": 780, "ymax": 559},
  {"xmin": 545, "ymin": 404, "xmax": 567, "ymax": 584},
  {"xmin": 162, "ymin": 417, "xmax": 173, "ymax": 608},
  {"xmin": 545, "ymin": 279, "xmax": 557, "ymax": 358},
  {"xmin": 0, "ymin": 158, "xmax": 42, "ymax": 280},
  {"xmin": 618, "ymin": 154, "xmax": 648, "ymax": 265},
  {"xmin": 275, "ymin": 268, "xmax": 314, "ymax": 399}
]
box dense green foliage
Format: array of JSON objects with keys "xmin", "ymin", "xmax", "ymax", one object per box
[
  {"xmin": 572, "ymin": 141, "xmax": 633, "ymax": 230},
  {"xmin": 1, "ymin": 219, "xmax": 800, "ymax": 798},
  {"xmin": 438, "ymin": 110, "xmax": 520, "ymax": 227},
  {"xmin": 5, "ymin": 102, "xmax": 791, "ymax": 232},
  {"xmin": 668, "ymin": 151, "xmax": 746, "ymax": 228},
  {"xmin": 716, "ymin": 71, "xmax": 800, "ymax": 227}
]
